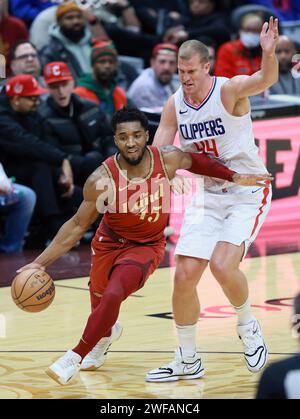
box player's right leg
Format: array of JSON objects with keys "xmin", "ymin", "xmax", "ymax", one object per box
[
  {"xmin": 46, "ymin": 263, "xmax": 143, "ymax": 385},
  {"xmin": 78, "ymin": 284, "xmax": 123, "ymax": 371},
  {"xmin": 146, "ymin": 256, "xmax": 207, "ymax": 382},
  {"xmin": 81, "ymin": 241, "xmax": 165, "ymax": 371},
  {"xmin": 80, "ymin": 320, "xmax": 123, "ymax": 371}
]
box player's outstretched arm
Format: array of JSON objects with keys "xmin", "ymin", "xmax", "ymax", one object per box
[
  {"xmin": 230, "ymin": 173, "xmax": 274, "ymax": 186},
  {"xmin": 17, "ymin": 167, "xmax": 110, "ymax": 271},
  {"xmin": 161, "ymin": 146, "xmax": 273, "ymax": 185},
  {"xmin": 161, "ymin": 146, "xmax": 235, "ymax": 181},
  {"xmin": 225, "ymin": 16, "xmax": 279, "ymax": 99},
  {"xmin": 153, "ymin": 96, "xmax": 178, "ymax": 147}
]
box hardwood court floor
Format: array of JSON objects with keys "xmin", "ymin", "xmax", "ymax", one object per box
[{"xmin": 0, "ymin": 252, "xmax": 299, "ymax": 399}]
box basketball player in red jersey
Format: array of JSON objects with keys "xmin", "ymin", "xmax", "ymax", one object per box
[{"xmin": 18, "ymin": 108, "xmax": 272, "ymax": 385}]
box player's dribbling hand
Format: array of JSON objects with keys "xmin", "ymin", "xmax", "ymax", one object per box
[
  {"xmin": 260, "ymin": 16, "xmax": 279, "ymax": 56},
  {"xmin": 16, "ymin": 263, "xmax": 45, "ymax": 273},
  {"xmin": 232, "ymin": 173, "xmax": 274, "ymax": 187}
]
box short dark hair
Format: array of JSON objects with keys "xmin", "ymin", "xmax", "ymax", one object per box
[
  {"xmin": 112, "ymin": 107, "xmax": 149, "ymax": 132},
  {"xmin": 10, "ymin": 40, "xmax": 38, "ymax": 61}
]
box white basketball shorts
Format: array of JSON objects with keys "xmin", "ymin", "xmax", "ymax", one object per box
[{"xmin": 175, "ymin": 185, "xmax": 272, "ymax": 260}]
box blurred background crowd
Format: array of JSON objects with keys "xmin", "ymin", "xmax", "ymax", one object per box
[{"xmin": 0, "ymin": 0, "xmax": 300, "ymax": 252}]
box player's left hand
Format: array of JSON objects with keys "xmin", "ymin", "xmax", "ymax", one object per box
[
  {"xmin": 16, "ymin": 262, "xmax": 45, "ymax": 273},
  {"xmin": 260, "ymin": 16, "xmax": 279, "ymax": 56},
  {"xmin": 232, "ymin": 173, "xmax": 273, "ymax": 186}
]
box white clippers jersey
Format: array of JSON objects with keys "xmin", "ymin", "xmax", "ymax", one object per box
[{"xmin": 174, "ymin": 76, "xmax": 267, "ymax": 193}]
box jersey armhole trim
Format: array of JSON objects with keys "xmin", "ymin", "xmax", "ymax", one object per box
[{"xmin": 157, "ymin": 147, "xmax": 172, "ymax": 184}]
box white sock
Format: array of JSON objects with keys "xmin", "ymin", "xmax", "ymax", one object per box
[
  {"xmin": 234, "ymin": 297, "xmax": 256, "ymax": 325},
  {"xmin": 176, "ymin": 323, "xmax": 197, "ymax": 358}
]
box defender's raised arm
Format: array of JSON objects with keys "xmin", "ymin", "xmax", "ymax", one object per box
[{"xmin": 225, "ymin": 17, "xmax": 279, "ymax": 100}]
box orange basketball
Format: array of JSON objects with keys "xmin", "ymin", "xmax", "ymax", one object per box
[{"xmin": 11, "ymin": 269, "xmax": 55, "ymax": 312}]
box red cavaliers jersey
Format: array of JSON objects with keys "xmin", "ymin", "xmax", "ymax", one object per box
[{"xmin": 96, "ymin": 146, "xmax": 171, "ymax": 243}]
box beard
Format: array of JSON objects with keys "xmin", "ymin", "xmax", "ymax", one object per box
[
  {"xmin": 279, "ymin": 62, "xmax": 292, "ymax": 74},
  {"xmin": 119, "ymin": 146, "xmax": 147, "ymax": 166},
  {"xmin": 60, "ymin": 26, "xmax": 85, "ymax": 43},
  {"xmin": 158, "ymin": 72, "xmax": 172, "ymax": 85},
  {"xmin": 94, "ymin": 68, "xmax": 117, "ymax": 85}
]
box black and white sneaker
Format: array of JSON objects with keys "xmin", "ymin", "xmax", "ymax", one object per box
[
  {"xmin": 237, "ymin": 319, "xmax": 268, "ymax": 373},
  {"xmin": 146, "ymin": 348, "xmax": 205, "ymax": 382}
]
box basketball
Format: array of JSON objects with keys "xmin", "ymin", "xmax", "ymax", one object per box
[{"xmin": 11, "ymin": 269, "xmax": 55, "ymax": 312}]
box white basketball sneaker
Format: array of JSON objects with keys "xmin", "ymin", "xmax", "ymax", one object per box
[
  {"xmin": 80, "ymin": 321, "xmax": 123, "ymax": 371},
  {"xmin": 146, "ymin": 348, "xmax": 205, "ymax": 382},
  {"xmin": 237, "ymin": 319, "xmax": 268, "ymax": 373},
  {"xmin": 45, "ymin": 350, "xmax": 81, "ymax": 385}
]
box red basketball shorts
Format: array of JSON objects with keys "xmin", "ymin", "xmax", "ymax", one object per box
[{"xmin": 89, "ymin": 232, "xmax": 166, "ymax": 295}]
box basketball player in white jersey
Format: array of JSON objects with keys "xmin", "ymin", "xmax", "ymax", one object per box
[{"xmin": 146, "ymin": 17, "xmax": 279, "ymax": 382}]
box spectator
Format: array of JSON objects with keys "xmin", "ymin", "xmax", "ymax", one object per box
[
  {"xmin": 132, "ymin": 0, "xmax": 185, "ymax": 35},
  {"xmin": 269, "ymin": 35, "xmax": 300, "ymax": 95},
  {"xmin": 91, "ymin": 0, "xmax": 160, "ymax": 62},
  {"xmin": 0, "ymin": 74, "xmax": 81, "ymax": 241},
  {"xmin": 256, "ymin": 292, "xmax": 300, "ymax": 399},
  {"xmin": 0, "ymin": 0, "xmax": 28, "ymax": 76},
  {"xmin": 74, "ymin": 41, "xmax": 129, "ymax": 119},
  {"xmin": 0, "ymin": 163, "xmax": 36, "ymax": 253},
  {"xmin": 9, "ymin": 0, "xmax": 61, "ymax": 27},
  {"xmin": 40, "ymin": 61, "xmax": 116, "ymax": 187},
  {"xmin": 40, "ymin": 1, "xmax": 107, "ymax": 81},
  {"xmin": 31, "ymin": 2, "xmax": 139, "ymax": 89},
  {"xmin": 128, "ymin": 43, "xmax": 179, "ymax": 111},
  {"xmin": 93, "ymin": 0, "xmax": 141, "ymax": 32},
  {"xmin": 215, "ymin": 12, "xmax": 263, "ymax": 78},
  {"xmin": 10, "ymin": 40, "xmax": 46, "ymax": 87},
  {"xmin": 163, "ymin": 0, "xmax": 231, "ymax": 48}
]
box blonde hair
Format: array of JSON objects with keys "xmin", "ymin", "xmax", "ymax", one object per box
[{"xmin": 178, "ymin": 40, "xmax": 209, "ymax": 64}]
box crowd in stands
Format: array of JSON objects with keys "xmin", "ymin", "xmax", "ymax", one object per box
[{"xmin": 0, "ymin": 0, "xmax": 300, "ymax": 253}]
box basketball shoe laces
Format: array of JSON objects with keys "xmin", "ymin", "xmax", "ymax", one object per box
[
  {"xmin": 240, "ymin": 323, "xmax": 261, "ymax": 352},
  {"xmin": 160, "ymin": 350, "xmax": 195, "ymax": 370},
  {"xmin": 87, "ymin": 336, "xmax": 111, "ymax": 359},
  {"xmin": 60, "ymin": 351, "xmax": 81, "ymax": 369}
]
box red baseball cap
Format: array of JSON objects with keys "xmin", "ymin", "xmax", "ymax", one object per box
[
  {"xmin": 152, "ymin": 43, "xmax": 178, "ymax": 58},
  {"xmin": 5, "ymin": 74, "xmax": 47, "ymax": 97},
  {"xmin": 43, "ymin": 62, "xmax": 73, "ymax": 85}
]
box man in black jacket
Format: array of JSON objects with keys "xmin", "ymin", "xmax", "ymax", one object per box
[
  {"xmin": 39, "ymin": 1, "xmax": 106, "ymax": 81},
  {"xmin": 39, "ymin": 61, "xmax": 116, "ymax": 187},
  {"xmin": 0, "ymin": 74, "xmax": 82, "ymax": 241},
  {"xmin": 39, "ymin": 1, "xmax": 138, "ymax": 89}
]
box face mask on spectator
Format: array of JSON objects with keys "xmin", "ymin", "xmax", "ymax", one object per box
[{"xmin": 240, "ymin": 31, "xmax": 260, "ymax": 49}]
